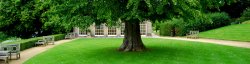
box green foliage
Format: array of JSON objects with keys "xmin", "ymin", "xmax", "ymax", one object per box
[
  {"xmin": 7, "ymin": 34, "xmax": 65, "ymax": 51},
  {"xmin": 237, "ymin": 8, "xmax": 250, "ymax": 23},
  {"xmin": 25, "ymin": 38, "xmax": 250, "ymax": 64},
  {"xmin": 0, "ymin": 32, "xmax": 9, "ymax": 42},
  {"xmin": 242, "ymin": 20, "xmax": 250, "ymax": 24},
  {"xmin": 159, "ymin": 23, "xmax": 171, "ymax": 36},
  {"xmin": 160, "ymin": 18, "xmax": 187, "ymax": 36},
  {"xmin": 20, "ymin": 37, "xmax": 42, "ymax": 51},
  {"xmin": 0, "ymin": 0, "xmax": 69, "ymax": 38},
  {"xmin": 43, "ymin": 0, "xmax": 95, "ymax": 30},
  {"xmin": 0, "ymin": 0, "xmax": 237, "ymax": 38},
  {"xmin": 160, "ymin": 12, "xmax": 230, "ymax": 36},
  {"xmin": 153, "ymin": 20, "xmax": 161, "ymax": 32},
  {"xmin": 0, "ymin": 0, "xmax": 44, "ymax": 38},
  {"xmin": 50, "ymin": 34, "xmax": 66, "ymax": 41},
  {"xmin": 185, "ymin": 12, "xmax": 230, "ymax": 31},
  {"xmin": 45, "ymin": 0, "xmax": 236, "ymax": 28},
  {"xmin": 206, "ymin": 12, "xmax": 230, "ymax": 29}
]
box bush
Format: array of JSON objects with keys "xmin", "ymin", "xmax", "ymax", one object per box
[
  {"xmin": 0, "ymin": 32, "xmax": 9, "ymax": 42},
  {"xmin": 50, "ymin": 34, "xmax": 66, "ymax": 41},
  {"xmin": 207, "ymin": 12, "xmax": 230, "ymax": 29},
  {"xmin": 160, "ymin": 18, "xmax": 187, "ymax": 36},
  {"xmin": 185, "ymin": 12, "xmax": 230, "ymax": 32},
  {"xmin": 6, "ymin": 34, "xmax": 66, "ymax": 51},
  {"xmin": 19, "ymin": 38, "xmax": 42, "ymax": 51},
  {"xmin": 159, "ymin": 12, "xmax": 230, "ymax": 37},
  {"xmin": 159, "ymin": 22, "xmax": 172, "ymax": 36},
  {"xmin": 236, "ymin": 8, "xmax": 250, "ymax": 23}
]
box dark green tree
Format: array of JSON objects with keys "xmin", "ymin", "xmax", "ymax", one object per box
[
  {"xmin": 0, "ymin": 0, "xmax": 70, "ymax": 38},
  {"xmin": 0, "ymin": 0, "xmax": 236, "ymax": 51},
  {"xmin": 0, "ymin": 0, "xmax": 46, "ymax": 38},
  {"xmin": 35, "ymin": 0, "xmax": 237, "ymax": 51}
]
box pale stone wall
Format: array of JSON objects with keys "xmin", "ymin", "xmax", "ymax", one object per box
[{"xmin": 75, "ymin": 21, "xmax": 153, "ymax": 37}]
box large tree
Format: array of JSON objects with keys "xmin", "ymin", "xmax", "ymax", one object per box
[
  {"xmin": 0, "ymin": 0, "xmax": 49, "ymax": 38},
  {"xmin": 43, "ymin": 0, "xmax": 236, "ymax": 52},
  {"xmin": 0, "ymin": 0, "xmax": 71, "ymax": 38}
]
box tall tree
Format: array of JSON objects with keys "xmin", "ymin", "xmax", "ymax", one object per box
[
  {"xmin": 0, "ymin": 0, "xmax": 69, "ymax": 38},
  {"xmin": 215, "ymin": 0, "xmax": 250, "ymax": 18},
  {"xmin": 44, "ymin": 0, "xmax": 236, "ymax": 52},
  {"xmin": 0, "ymin": 0, "xmax": 48, "ymax": 38}
]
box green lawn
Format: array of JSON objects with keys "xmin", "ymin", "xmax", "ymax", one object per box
[
  {"xmin": 25, "ymin": 38, "xmax": 250, "ymax": 64},
  {"xmin": 199, "ymin": 24, "xmax": 250, "ymax": 42}
]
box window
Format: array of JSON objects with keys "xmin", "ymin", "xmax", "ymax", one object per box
[
  {"xmin": 79, "ymin": 29, "xmax": 88, "ymax": 36},
  {"xmin": 108, "ymin": 27, "xmax": 116, "ymax": 35},
  {"xmin": 121, "ymin": 23, "xmax": 125, "ymax": 35},
  {"xmin": 140, "ymin": 22, "xmax": 146, "ymax": 35},
  {"xmin": 95, "ymin": 25, "xmax": 104, "ymax": 35},
  {"xmin": 121, "ymin": 23, "xmax": 146, "ymax": 35}
]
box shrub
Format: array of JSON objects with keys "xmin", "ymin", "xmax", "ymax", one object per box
[
  {"xmin": 159, "ymin": 22, "xmax": 172, "ymax": 36},
  {"xmin": 159, "ymin": 12, "xmax": 230, "ymax": 37},
  {"xmin": 50, "ymin": 34, "xmax": 66, "ymax": 41},
  {"xmin": 0, "ymin": 32, "xmax": 9, "ymax": 42},
  {"xmin": 153, "ymin": 20, "xmax": 161, "ymax": 32},
  {"xmin": 19, "ymin": 38, "xmax": 42, "ymax": 51},
  {"xmin": 6, "ymin": 34, "xmax": 66, "ymax": 51},
  {"xmin": 236, "ymin": 8, "xmax": 250, "ymax": 23},
  {"xmin": 207, "ymin": 12, "xmax": 230, "ymax": 29},
  {"xmin": 160, "ymin": 18, "xmax": 187, "ymax": 36},
  {"xmin": 185, "ymin": 12, "xmax": 230, "ymax": 32}
]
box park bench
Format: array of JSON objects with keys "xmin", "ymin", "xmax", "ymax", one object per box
[
  {"xmin": 65, "ymin": 33, "xmax": 76, "ymax": 39},
  {"xmin": 0, "ymin": 44, "xmax": 20, "ymax": 60},
  {"xmin": 0, "ymin": 51, "xmax": 9, "ymax": 64},
  {"xmin": 44, "ymin": 36, "xmax": 55, "ymax": 45},
  {"xmin": 186, "ymin": 31, "xmax": 199, "ymax": 39},
  {"xmin": 0, "ymin": 43, "xmax": 10, "ymax": 64},
  {"xmin": 35, "ymin": 36, "xmax": 55, "ymax": 46}
]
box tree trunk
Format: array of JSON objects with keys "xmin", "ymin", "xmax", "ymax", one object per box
[{"xmin": 118, "ymin": 20, "xmax": 146, "ymax": 52}]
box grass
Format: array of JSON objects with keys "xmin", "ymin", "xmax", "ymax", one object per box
[
  {"xmin": 199, "ymin": 24, "xmax": 250, "ymax": 42},
  {"xmin": 25, "ymin": 38, "xmax": 250, "ymax": 64}
]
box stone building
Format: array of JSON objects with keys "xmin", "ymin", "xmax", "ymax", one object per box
[{"xmin": 73, "ymin": 20, "xmax": 153, "ymax": 37}]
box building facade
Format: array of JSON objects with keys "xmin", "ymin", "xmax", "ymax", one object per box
[{"xmin": 73, "ymin": 21, "xmax": 153, "ymax": 37}]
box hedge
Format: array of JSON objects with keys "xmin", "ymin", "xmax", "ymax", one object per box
[
  {"xmin": 7, "ymin": 34, "xmax": 66, "ymax": 51},
  {"xmin": 49, "ymin": 34, "xmax": 66, "ymax": 41},
  {"xmin": 159, "ymin": 18, "xmax": 187, "ymax": 36},
  {"xmin": 159, "ymin": 12, "xmax": 230, "ymax": 37}
]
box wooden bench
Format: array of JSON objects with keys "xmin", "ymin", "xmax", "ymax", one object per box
[
  {"xmin": 65, "ymin": 33, "xmax": 76, "ymax": 39},
  {"xmin": 0, "ymin": 51, "xmax": 9, "ymax": 64},
  {"xmin": 1, "ymin": 44, "xmax": 21, "ymax": 60},
  {"xmin": 43, "ymin": 36, "xmax": 55, "ymax": 45},
  {"xmin": 186, "ymin": 31, "xmax": 199, "ymax": 39},
  {"xmin": 35, "ymin": 36, "xmax": 55, "ymax": 46}
]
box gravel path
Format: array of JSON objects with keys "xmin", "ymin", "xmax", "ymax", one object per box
[
  {"xmin": 159, "ymin": 37, "xmax": 250, "ymax": 48},
  {"xmin": 8, "ymin": 39, "xmax": 76, "ymax": 64}
]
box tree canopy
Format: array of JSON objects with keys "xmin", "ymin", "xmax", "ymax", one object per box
[
  {"xmin": 0, "ymin": 0, "xmax": 237, "ymax": 51},
  {"xmin": 43, "ymin": 0, "xmax": 237, "ymax": 27}
]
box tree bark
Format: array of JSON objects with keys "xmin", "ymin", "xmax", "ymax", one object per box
[{"xmin": 118, "ymin": 20, "xmax": 146, "ymax": 52}]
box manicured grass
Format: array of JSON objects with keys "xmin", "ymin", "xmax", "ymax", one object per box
[
  {"xmin": 25, "ymin": 38, "xmax": 250, "ymax": 64},
  {"xmin": 199, "ymin": 24, "xmax": 250, "ymax": 42}
]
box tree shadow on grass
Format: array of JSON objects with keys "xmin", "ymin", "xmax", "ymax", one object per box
[{"xmin": 78, "ymin": 46, "xmax": 199, "ymax": 64}]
